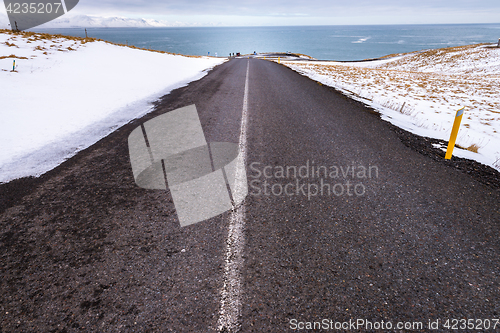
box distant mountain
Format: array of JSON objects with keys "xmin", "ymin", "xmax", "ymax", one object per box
[
  {"xmin": 0, "ymin": 14, "xmax": 196, "ymax": 29},
  {"xmin": 41, "ymin": 15, "xmax": 180, "ymax": 28}
]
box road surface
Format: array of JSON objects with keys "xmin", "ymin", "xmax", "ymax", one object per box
[{"xmin": 1, "ymin": 58, "xmax": 499, "ymax": 332}]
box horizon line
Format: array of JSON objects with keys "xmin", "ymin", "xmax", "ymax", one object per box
[{"xmin": 29, "ymin": 22, "xmax": 500, "ymax": 29}]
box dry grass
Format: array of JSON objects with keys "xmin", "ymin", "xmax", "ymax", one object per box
[
  {"xmin": 286, "ymin": 43, "xmax": 500, "ymax": 131},
  {"xmin": 379, "ymin": 52, "xmax": 408, "ymax": 59},
  {"xmin": 295, "ymin": 53, "xmax": 315, "ymax": 59},
  {"xmin": 381, "ymin": 43, "xmax": 496, "ymax": 74},
  {"xmin": 0, "ymin": 54, "xmax": 28, "ymax": 59},
  {"xmin": 1, "ymin": 29, "xmax": 101, "ymax": 43},
  {"xmin": 494, "ymin": 157, "xmax": 500, "ymax": 169},
  {"xmin": 467, "ymin": 144, "xmax": 480, "ymax": 153}
]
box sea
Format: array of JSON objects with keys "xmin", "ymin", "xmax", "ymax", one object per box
[{"xmin": 36, "ymin": 24, "xmax": 500, "ymax": 61}]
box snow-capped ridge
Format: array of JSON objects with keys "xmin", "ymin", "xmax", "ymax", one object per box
[
  {"xmin": 0, "ymin": 13, "xmax": 194, "ymax": 29},
  {"xmin": 39, "ymin": 15, "xmax": 176, "ymax": 28}
]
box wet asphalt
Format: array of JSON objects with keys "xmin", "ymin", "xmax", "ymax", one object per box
[{"xmin": 1, "ymin": 57, "xmax": 499, "ymax": 332}]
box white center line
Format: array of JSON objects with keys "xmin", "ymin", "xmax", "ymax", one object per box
[{"xmin": 217, "ymin": 60, "xmax": 250, "ymax": 332}]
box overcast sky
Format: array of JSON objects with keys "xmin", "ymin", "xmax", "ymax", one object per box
[{"xmin": 2, "ymin": 0, "xmax": 500, "ymax": 26}]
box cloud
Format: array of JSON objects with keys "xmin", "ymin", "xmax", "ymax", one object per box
[{"xmin": 73, "ymin": 0, "xmax": 500, "ymax": 17}]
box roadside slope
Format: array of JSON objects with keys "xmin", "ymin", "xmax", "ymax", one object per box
[
  {"xmin": 0, "ymin": 30, "xmax": 225, "ymax": 183},
  {"xmin": 282, "ymin": 44, "xmax": 500, "ymax": 172}
]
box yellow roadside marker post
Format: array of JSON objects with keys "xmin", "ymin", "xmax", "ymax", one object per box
[
  {"xmin": 445, "ymin": 107, "xmax": 466, "ymax": 159},
  {"xmin": 278, "ymin": 56, "xmax": 280, "ymax": 64}
]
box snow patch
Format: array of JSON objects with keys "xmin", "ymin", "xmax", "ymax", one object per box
[
  {"xmin": 0, "ymin": 31, "xmax": 226, "ymax": 183},
  {"xmin": 283, "ymin": 44, "xmax": 500, "ymax": 172}
]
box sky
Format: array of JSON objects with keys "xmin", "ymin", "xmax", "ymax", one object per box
[{"xmin": 1, "ymin": 0, "xmax": 499, "ymax": 26}]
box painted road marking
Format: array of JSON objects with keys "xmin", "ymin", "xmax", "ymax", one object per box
[{"xmin": 217, "ymin": 60, "xmax": 250, "ymax": 332}]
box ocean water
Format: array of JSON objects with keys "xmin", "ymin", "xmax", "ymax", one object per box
[{"xmin": 36, "ymin": 24, "xmax": 500, "ymax": 61}]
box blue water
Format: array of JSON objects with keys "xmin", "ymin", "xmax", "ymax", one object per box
[{"xmin": 36, "ymin": 24, "xmax": 500, "ymax": 61}]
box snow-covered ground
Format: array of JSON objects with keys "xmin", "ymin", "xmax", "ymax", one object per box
[
  {"xmin": 282, "ymin": 44, "xmax": 500, "ymax": 172},
  {"xmin": 0, "ymin": 30, "xmax": 226, "ymax": 183}
]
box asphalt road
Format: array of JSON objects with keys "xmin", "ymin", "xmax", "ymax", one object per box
[{"xmin": 1, "ymin": 58, "xmax": 500, "ymax": 332}]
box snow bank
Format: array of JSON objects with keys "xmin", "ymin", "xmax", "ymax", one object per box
[
  {"xmin": 0, "ymin": 31, "xmax": 226, "ymax": 183},
  {"xmin": 282, "ymin": 44, "xmax": 500, "ymax": 172}
]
